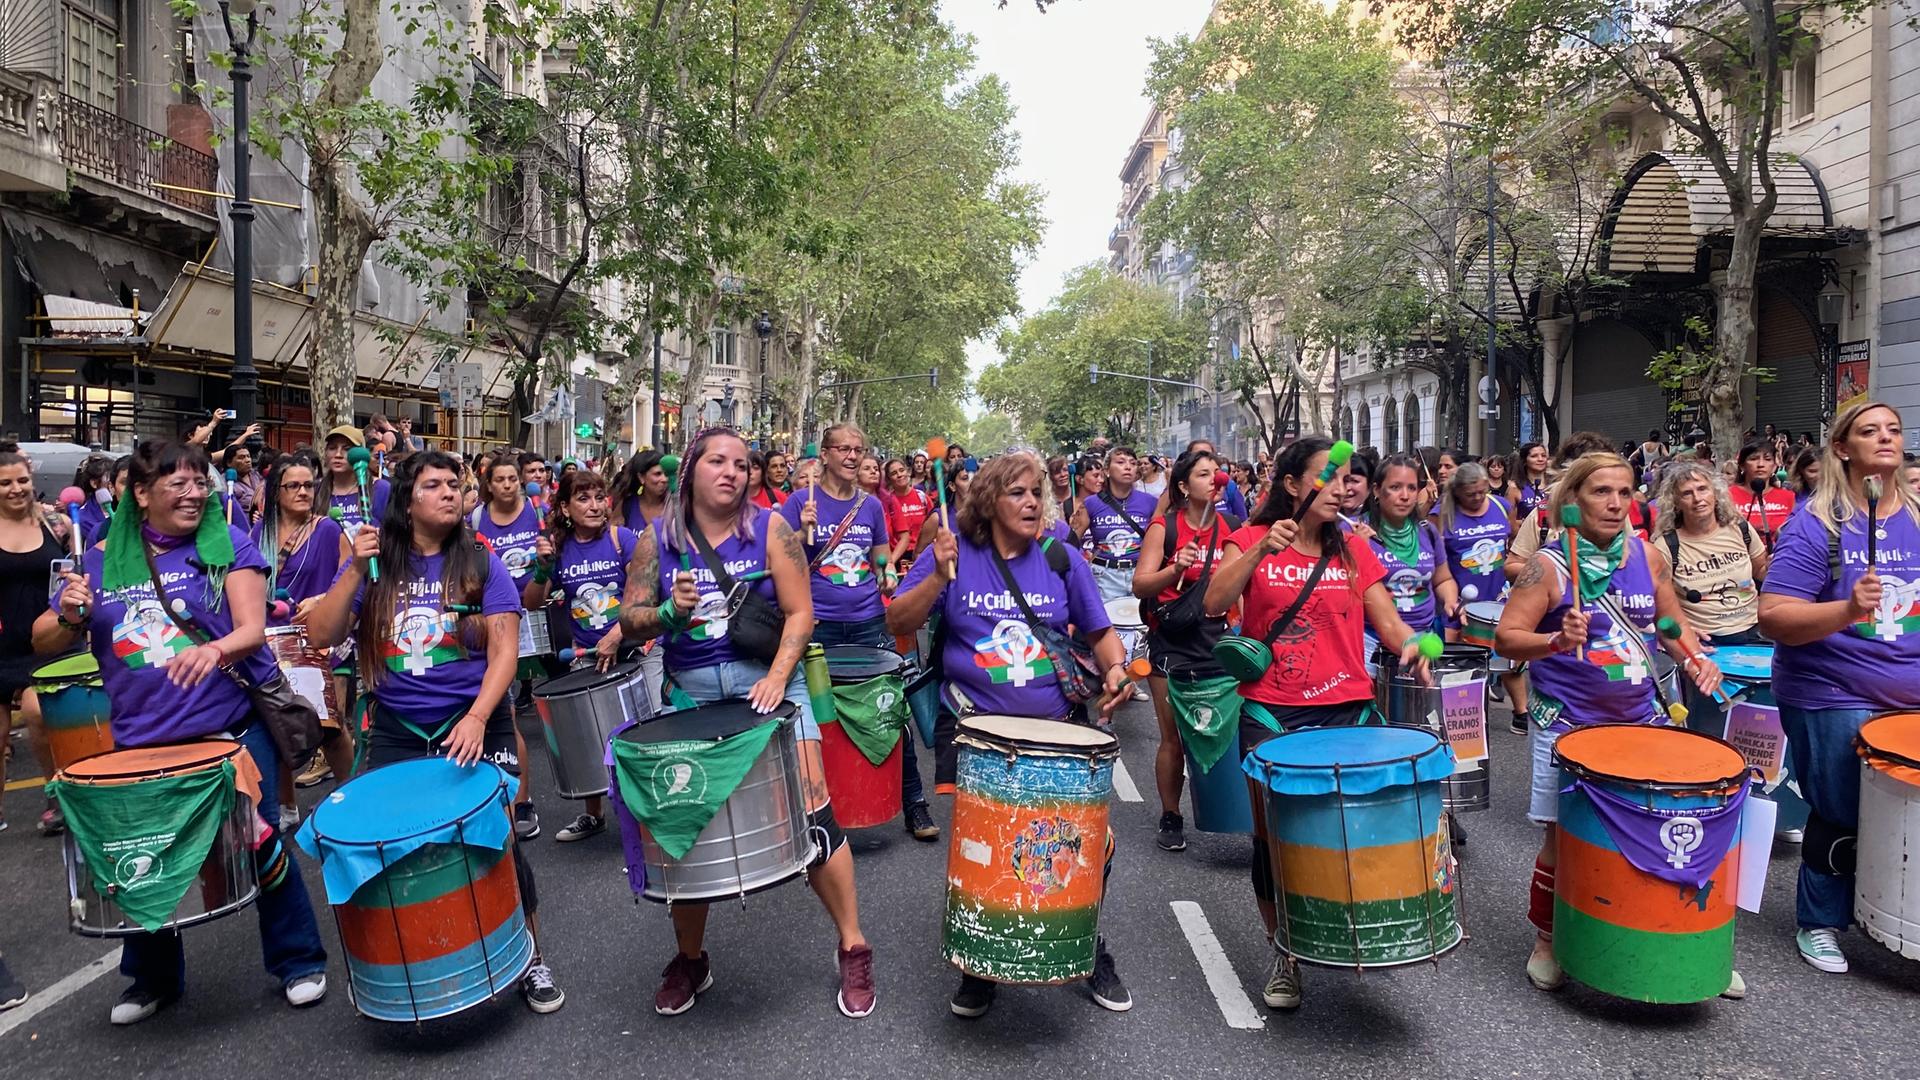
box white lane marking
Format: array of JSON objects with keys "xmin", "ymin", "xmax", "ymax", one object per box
[
  {"xmin": 1170, "ymin": 900, "xmax": 1264, "ymax": 1030},
  {"xmin": 0, "ymin": 949, "xmax": 119, "ymax": 1039},
  {"xmin": 1112, "ymin": 758, "xmax": 1142, "ymax": 802}
]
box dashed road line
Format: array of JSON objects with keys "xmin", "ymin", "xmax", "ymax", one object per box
[
  {"xmin": 1170, "ymin": 900, "xmax": 1264, "ymax": 1030},
  {"xmin": 0, "ymin": 949, "xmax": 119, "ymax": 1039}
]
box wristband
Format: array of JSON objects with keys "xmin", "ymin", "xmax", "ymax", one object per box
[
  {"xmin": 657, "ymin": 600, "xmax": 689, "ymax": 631},
  {"xmin": 57, "ymin": 611, "xmax": 87, "ymax": 632},
  {"xmin": 532, "ymin": 565, "xmax": 550, "ymax": 585}
]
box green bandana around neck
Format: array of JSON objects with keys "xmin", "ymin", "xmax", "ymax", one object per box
[
  {"xmin": 101, "ymin": 483, "xmax": 238, "ymax": 608},
  {"xmin": 1572, "ymin": 529, "xmax": 1627, "ymax": 603},
  {"xmin": 1377, "ymin": 516, "xmax": 1423, "ymax": 572}
]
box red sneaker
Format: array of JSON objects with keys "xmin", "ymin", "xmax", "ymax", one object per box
[
  {"xmin": 837, "ymin": 944, "xmax": 876, "ymax": 1018},
  {"xmin": 654, "ymin": 952, "xmax": 712, "ymax": 1016}
]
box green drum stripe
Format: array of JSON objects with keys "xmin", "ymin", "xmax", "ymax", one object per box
[
  {"xmin": 1553, "ymin": 899, "xmax": 1733, "ymax": 1004},
  {"xmin": 944, "ymin": 898, "xmax": 1100, "ymax": 984},
  {"xmin": 348, "ymin": 843, "xmax": 506, "ymax": 908},
  {"xmin": 1279, "ymin": 890, "xmax": 1462, "ymax": 967}
]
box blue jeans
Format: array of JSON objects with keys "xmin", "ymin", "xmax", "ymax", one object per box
[
  {"xmin": 814, "ymin": 615, "xmax": 927, "ymax": 808},
  {"xmin": 671, "ymin": 661, "xmax": 819, "ymax": 741},
  {"xmin": 121, "ymin": 721, "xmax": 328, "ymax": 995},
  {"xmin": 1778, "ymin": 703, "xmax": 1873, "ymax": 930}
]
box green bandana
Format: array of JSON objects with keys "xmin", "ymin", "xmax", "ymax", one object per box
[
  {"xmin": 1572, "ymin": 529, "xmax": 1627, "ymax": 603},
  {"xmin": 827, "ymin": 674, "xmax": 909, "ymax": 765},
  {"xmin": 101, "ymin": 484, "xmax": 237, "ymax": 609},
  {"xmin": 1377, "ymin": 516, "xmax": 1423, "ymax": 573}
]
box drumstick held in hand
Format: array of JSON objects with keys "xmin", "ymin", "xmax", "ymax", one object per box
[
  {"xmin": 1657, "ymin": 616, "xmax": 1729, "ymax": 706},
  {"xmin": 1866, "ymin": 476, "xmax": 1883, "ymax": 569},
  {"xmin": 1559, "ymin": 504, "xmax": 1584, "ymax": 662},
  {"xmin": 1292, "ymin": 441, "xmax": 1353, "ymax": 523}
]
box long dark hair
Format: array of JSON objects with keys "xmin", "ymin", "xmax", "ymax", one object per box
[
  {"xmin": 1367, "ymin": 453, "xmax": 1425, "ymax": 531},
  {"xmin": 1249, "ymin": 436, "xmax": 1349, "ymax": 578},
  {"xmin": 1518, "ymin": 441, "xmax": 1547, "ymax": 485},
  {"xmin": 257, "ymin": 450, "xmax": 321, "ymax": 595},
  {"xmin": 356, "ymin": 450, "xmax": 491, "ymax": 690},
  {"xmin": 1166, "ymin": 450, "xmax": 1218, "ymax": 515},
  {"xmin": 610, "ymin": 449, "xmax": 663, "ymax": 523}
]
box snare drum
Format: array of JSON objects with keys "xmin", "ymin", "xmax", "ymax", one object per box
[
  {"xmin": 1104, "ymin": 597, "xmax": 1146, "ymax": 663},
  {"xmin": 1374, "ymin": 643, "xmax": 1492, "ymax": 813},
  {"xmin": 1460, "ymin": 602, "xmax": 1509, "ymax": 671},
  {"xmin": 518, "ymin": 608, "xmax": 555, "ymax": 658},
  {"xmin": 532, "ymin": 659, "xmax": 652, "ymax": 799},
  {"xmin": 265, "ymin": 625, "xmax": 340, "ymax": 727},
  {"xmin": 31, "ymin": 652, "xmax": 114, "ymax": 770},
  {"xmin": 53, "ymin": 741, "xmax": 260, "ymax": 936},
  {"xmin": 1857, "ymin": 711, "xmax": 1920, "ymax": 960}
]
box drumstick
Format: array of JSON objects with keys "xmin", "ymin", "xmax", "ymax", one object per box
[
  {"xmin": 1559, "ymin": 504, "xmax": 1583, "ymax": 662},
  {"xmin": 57, "ymin": 487, "xmax": 86, "ymax": 560},
  {"xmin": 525, "ymin": 481, "xmax": 546, "ymax": 529},
  {"xmin": 1656, "ymin": 616, "xmax": 1728, "ymax": 707},
  {"xmin": 224, "ymin": 468, "xmax": 237, "ymax": 525},
  {"xmin": 928, "ymin": 437, "xmax": 956, "ymax": 580},
  {"xmin": 347, "ymin": 447, "xmax": 380, "ymax": 583},
  {"xmin": 1866, "ymin": 475, "xmax": 1883, "ymax": 569},
  {"xmin": 804, "ymin": 441, "xmax": 821, "ymax": 544},
  {"xmin": 1292, "ymin": 441, "xmax": 1353, "ymax": 523}
]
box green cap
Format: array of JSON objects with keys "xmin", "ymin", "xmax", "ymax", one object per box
[
  {"xmin": 1656, "ymin": 615, "xmax": 1682, "ymax": 639},
  {"xmin": 1328, "ymin": 440, "xmax": 1354, "ymax": 466}
]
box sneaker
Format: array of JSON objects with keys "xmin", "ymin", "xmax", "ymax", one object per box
[
  {"xmin": 906, "ymin": 803, "xmax": 939, "ymax": 842},
  {"xmin": 1130, "ymin": 686, "xmax": 1150, "ymax": 702},
  {"xmin": 1156, "ymin": 811, "xmax": 1187, "ymax": 852},
  {"xmin": 1526, "ymin": 943, "xmax": 1565, "ymax": 991},
  {"xmin": 278, "ymin": 804, "xmax": 300, "ymax": 831},
  {"xmin": 1509, "ymin": 713, "xmax": 1528, "ymax": 736},
  {"xmin": 294, "ymin": 756, "xmax": 333, "ymax": 788},
  {"xmin": 0, "ymin": 956, "xmax": 27, "ymax": 1012},
  {"xmin": 654, "ymin": 952, "xmax": 712, "ymax": 1016},
  {"xmin": 1088, "ymin": 938, "xmax": 1130, "ymax": 1012},
  {"xmin": 522, "ymin": 962, "xmax": 565, "ymax": 1013},
  {"xmin": 555, "ymin": 813, "xmax": 605, "ymax": 842},
  {"xmin": 1796, "ymin": 928, "xmax": 1849, "ymax": 973},
  {"xmin": 284, "ymin": 972, "xmax": 327, "ymax": 1007},
  {"xmin": 38, "ymin": 805, "xmax": 64, "ymax": 837},
  {"xmin": 1721, "ymin": 969, "xmax": 1747, "ymax": 1000},
  {"xmin": 109, "ymin": 986, "xmax": 174, "ymax": 1026},
  {"xmin": 836, "ymin": 944, "xmax": 877, "ymax": 1018},
  {"xmin": 950, "ymin": 974, "xmax": 996, "ymax": 1018},
  {"xmin": 1262, "ymin": 952, "xmax": 1301, "ymax": 1009},
  {"xmin": 513, "ymin": 803, "xmax": 540, "ymax": 841},
  {"xmin": 1776, "ymin": 827, "xmax": 1805, "ymax": 844}
]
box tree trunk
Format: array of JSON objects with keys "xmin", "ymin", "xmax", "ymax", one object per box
[
  {"xmin": 309, "ymin": 157, "xmax": 378, "ymax": 429},
  {"xmin": 674, "ymin": 289, "xmax": 724, "ymax": 426},
  {"xmin": 1709, "ymin": 212, "xmax": 1766, "ymax": 461},
  {"xmin": 791, "ymin": 304, "xmax": 818, "ymax": 442}
]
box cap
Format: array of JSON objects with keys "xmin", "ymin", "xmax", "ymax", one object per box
[{"xmin": 324, "ymin": 424, "xmax": 364, "ymax": 447}]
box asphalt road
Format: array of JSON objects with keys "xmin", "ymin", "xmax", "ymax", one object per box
[{"xmin": 4, "ymin": 697, "xmax": 1919, "ymax": 1080}]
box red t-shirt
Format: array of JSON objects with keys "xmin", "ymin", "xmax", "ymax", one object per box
[
  {"xmin": 890, "ymin": 487, "xmax": 933, "ymax": 547},
  {"xmin": 1152, "ymin": 511, "xmax": 1231, "ymax": 607},
  {"xmin": 1227, "ymin": 526, "xmax": 1385, "ymax": 708},
  {"xmin": 1729, "ymin": 484, "xmax": 1794, "ymax": 538},
  {"xmin": 752, "ymin": 487, "xmax": 788, "ymax": 510}
]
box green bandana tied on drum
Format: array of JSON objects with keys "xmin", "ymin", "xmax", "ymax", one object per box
[
  {"xmin": 1169, "ymin": 673, "xmax": 1244, "ymax": 771},
  {"xmin": 611, "ymin": 720, "xmax": 780, "ymax": 860},
  {"xmin": 101, "ymin": 486, "xmax": 237, "ymax": 609},
  {"xmin": 829, "ymin": 676, "xmax": 909, "ymax": 765},
  {"xmin": 1573, "ymin": 529, "xmax": 1628, "ymax": 603},
  {"xmin": 50, "ymin": 760, "xmax": 238, "ymax": 932}
]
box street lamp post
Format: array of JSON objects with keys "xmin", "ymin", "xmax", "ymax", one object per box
[
  {"xmin": 1089, "ymin": 365, "xmax": 1205, "ymax": 451},
  {"xmin": 220, "ymin": 0, "xmax": 260, "ymax": 426},
  {"xmin": 754, "ymin": 311, "xmax": 773, "ymax": 445}
]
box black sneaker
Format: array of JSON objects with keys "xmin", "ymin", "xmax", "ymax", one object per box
[
  {"xmin": 555, "ymin": 813, "xmax": 605, "ymax": 842},
  {"xmin": 1088, "ymin": 937, "xmax": 1131, "ymax": 1012},
  {"xmin": 1156, "ymin": 811, "xmax": 1187, "ymax": 852},
  {"xmin": 522, "ymin": 962, "xmax": 564, "ymax": 1013},
  {"xmin": 109, "ymin": 985, "xmax": 175, "ymax": 1026},
  {"xmin": 906, "ymin": 803, "xmax": 939, "ymax": 842},
  {"xmin": 950, "ymin": 974, "xmax": 996, "ymax": 1018},
  {"xmin": 1509, "ymin": 713, "xmax": 1528, "ymax": 736},
  {"xmin": 0, "ymin": 956, "xmax": 27, "ymax": 1012},
  {"xmin": 514, "ymin": 803, "xmax": 540, "ymax": 841}
]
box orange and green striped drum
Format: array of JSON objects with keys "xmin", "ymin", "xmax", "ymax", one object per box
[
  {"xmin": 1553, "ymin": 725, "xmax": 1749, "ymax": 1003},
  {"xmin": 32, "ymin": 652, "xmax": 114, "ymax": 770},
  {"xmin": 943, "ymin": 716, "xmax": 1118, "ymax": 984},
  {"xmin": 1245, "ymin": 724, "xmax": 1461, "ymax": 967}
]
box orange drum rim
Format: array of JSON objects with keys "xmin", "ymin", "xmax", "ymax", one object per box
[
  {"xmin": 1859, "ymin": 711, "xmax": 1920, "ymax": 772},
  {"xmin": 57, "ymin": 740, "xmax": 243, "ymax": 784},
  {"xmin": 1554, "ymin": 724, "xmax": 1747, "ymax": 791}
]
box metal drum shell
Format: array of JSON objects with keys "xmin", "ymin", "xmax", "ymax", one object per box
[
  {"xmin": 517, "ymin": 608, "xmax": 555, "ymax": 658},
  {"xmin": 1374, "ymin": 644, "xmax": 1492, "ymax": 814},
  {"xmin": 1460, "ymin": 601, "xmax": 1510, "ymax": 671},
  {"xmin": 533, "ymin": 660, "xmax": 652, "ymax": 799},
  {"xmin": 265, "ymin": 625, "xmax": 342, "ymax": 727},
  {"xmin": 1856, "ymin": 711, "xmax": 1920, "ymax": 960}
]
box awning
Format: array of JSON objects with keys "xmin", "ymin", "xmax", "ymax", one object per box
[
  {"xmin": 2, "ymin": 209, "xmax": 182, "ymax": 307},
  {"xmin": 1599, "ymin": 152, "xmax": 1859, "ymax": 276},
  {"xmin": 43, "ymin": 296, "xmax": 136, "ymax": 335}
]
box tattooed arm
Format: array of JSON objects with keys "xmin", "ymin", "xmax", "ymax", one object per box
[
  {"xmin": 1493, "ymin": 551, "xmax": 1576, "ymax": 662},
  {"xmin": 763, "ymin": 516, "xmax": 815, "ymax": 683},
  {"xmin": 619, "ymin": 527, "xmax": 668, "ymax": 641}
]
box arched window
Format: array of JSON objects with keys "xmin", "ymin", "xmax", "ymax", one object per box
[
  {"xmin": 1404, "ymin": 393, "xmax": 1421, "ymax": 449},
  {"xmin": 1382, "ymin": 396, "xmax": 1400, "ymax": 453},
  {"xmin": 1357, "ymin": 403, "xmax": 1372, "ymax": 448}
]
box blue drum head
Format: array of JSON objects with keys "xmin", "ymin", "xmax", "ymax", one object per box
[
  {"xmin": 1246, "ymin": 724, "xmax": 1454, "ymax": 796},
  {"xmin": 310, "ymin": 758, "xmax": 510, "ymax": 845},
  {"xmin": 1713, "ymin": 645, "xmax": 1773, "ymax": 683}
]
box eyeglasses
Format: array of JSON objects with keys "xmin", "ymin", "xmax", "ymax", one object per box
[
  {"xmin": 156, "ymin": 477, "xmax": 212, "ymax": 496},
  {"xmin": 281, "ymin": 481, "xmax": 316, "ymax": 491},
  {"xmin": 827, "ymin": 444, "xmax": 866, "ymax": 456}
]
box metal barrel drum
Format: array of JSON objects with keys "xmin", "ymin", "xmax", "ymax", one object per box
[
  {"xmin": 819, "ymin": 645, "xmax": 907, "ymax": 829},
  {"xmin": 303, "ymin": 758, "xmax": 533, "ymax": 1022},
  {"xmin": 1552, "ymin": 724, "xmax": 1748, "ymax": 1003},
  {"xmin": 1245, "ymin": 725, "xmax": 1462, "ymax": 968},
  {"xmin": 57, "ymin": 741, "xmax": 259, "ymax": 937},
  {"xmin": 1373, "ymin": 643, "xmax": 1492, "ymax": 813},
  {"xmin": 1712, "ymin": 644, "xmax": 1811, "ymax": 836},
  {"xmin": 532, "ymin": 659, "xmax": 652, "ymax": 799},
  {"xmin": 1856, "ymin": 711, "xmax": 1920, "ymax": 960},
  {"xmin": 944, "ymin": 716, "xmax": 1118, "ymax": 984},
  {"xmin": 1168, "ymin": 664, "xmax": 1251, "ymax": 834},
  {"xmin": 617, "ymin": 701, "xmax": 815, "ymax": 903},
  {"xmin": 31, "ymin": 652, "xmax": 114, "ymax": 770},
  {"xmin": 1460, "ymin": 601, "xmax": 1510, "ymax": 671},
  {"xmin": 517, "ymin": 606, "xmax": 555, "ymax": 658}
]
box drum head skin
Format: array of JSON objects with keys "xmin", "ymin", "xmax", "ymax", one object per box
[
  {"xmin": 1104, "ymin": 598, "xmax": 1143, "ymax": 628},
  {"xmin": 823, "ymin": 645, "xmax": 904, "ymax": 681},
  {"xmin": 59, "ymin": 740, "xmax": 241, "ymax": 782},
  {"xmin": 1554, "ymin": 724, "xmax": 1746, "ymax": 787},
  {"xmin": 957, "ymin": 715, "xmax": 1118, "ymax": 755},
  {"xmin": 534, "ymin": 658, "xmax": 645, "ymax": 697},
  {"xmin": 32, "ymin": 651, "xmax": 100, "ymax": 682},
  {"xmin": 1712, "ymin": 646, "xmax": 1774, "ymax": 684},
  {"xmin": 1860, "ymin": 712, "xmax": 1920, "ymax": 772},
  {"xmin": 1245, "ymin": 725, "xmax": 1452, "ymax": 796},
  {"xmin": 1463, "ymin": 601, "xmax": 1505, "ymax": 623},
  {"xmin": 621, "ymin": 699, "xmax": 797, "ymax": 745},
  {"xmin": 310, "ymin": 757, "xmax": 510, "ymax": 846}
]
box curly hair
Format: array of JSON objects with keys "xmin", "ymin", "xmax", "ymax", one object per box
[{"xmin": 957, "ymin": 451, "xmax": 1043, "ymax": 546}]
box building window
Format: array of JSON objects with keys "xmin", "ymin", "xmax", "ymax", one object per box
[
  {"xmin": 64, "ymin": 0, "xmax": 119, "ymax": 112},
  {"xmin": 709, "ymin": 326, "xmax": 736, "ymax": 368},
  {"xmin": 1404, "ymin": 393, "xmax": 1421, "ymax": 448},
  {"xmin": 1791, "ymin": 42, "xmax": 1817, "ymax": 121}
]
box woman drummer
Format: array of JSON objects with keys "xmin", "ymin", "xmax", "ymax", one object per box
[
  {"xmin": 1493, "ymin": 452, "xmax": 1725, "ymax": 995},
  {"xmin": 620, "ymin": 427, "xmax": 876, "ymax": 1019},
  {"xmin": 610, "ymin": 449, "xmax": 669, "ymax": 529},
  {"xmin": 523, "ymin": 468, "xmax": 642, "ymax": 843},
  {"xmin": 255, "ymin": 452, "xmax": 353, "ymax": 807},
  {"xmin": 303, "ymin": 450, "xmax": 566, "ymax": 1014},
  {"xmin": 1132, "ymin": 450, "xmax": 1238, "ymax": 853},
  {"xmin": 887, "ymin": 451, "xmax": 1133, "ymax": 1018},
  {"xmin": 1367, "ymin": 453, "xmax": 1460, "ymax": 658},
  {"xmin": 1652, "ymin": 459, "xmax": 1769, "ymax": 739},
  {"xmin": 1758, "ymin": 401, "xmax": 1920, "ymax": 976},
  {"xmin": 1201, "ymin": 436, "xmax": 1432, "ymax": 1013},
  {"xmin": 33, "ymin": 439, "xmax": 329, "ymax": 1026}
]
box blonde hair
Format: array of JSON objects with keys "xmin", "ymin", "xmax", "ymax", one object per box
[
  {"xmin": 1808, "ymin": 400, "xmax": 1920, "ymax": 536},
  {"xmin": 1652, "ymin": 459, "xmax": 1740, "ymax": 536},
  {"xmin": 1545, "ymin": 452, "xmax": 1636, "ymax": 537}
]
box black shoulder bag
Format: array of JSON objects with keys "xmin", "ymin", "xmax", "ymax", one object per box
[
  {"xmin": 1149, "ymin": 515, "xmax": 1223, "ymax": 637},
  {"xmin": 684, "ymin": 526, "xmax": 783, "ymax": 663}
]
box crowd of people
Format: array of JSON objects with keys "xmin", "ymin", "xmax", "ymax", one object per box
[{"xmin": 1, "ymin": 402, "xmax": 1916, "ymax": 1028}]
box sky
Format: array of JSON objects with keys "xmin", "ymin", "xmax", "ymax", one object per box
[{"xmin": 939, "ymin": 0, "xmax": 1214, "ymax": 411}]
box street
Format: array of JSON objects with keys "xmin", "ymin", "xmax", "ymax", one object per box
[{"xmin": 5, "ymin": 697, "xmax": 1918, "ymax": 1080}]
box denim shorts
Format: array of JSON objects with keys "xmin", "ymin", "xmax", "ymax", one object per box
[
  {"xmin": 1529, "ymin": 724, "xmax": 1563, "ymax": 825},
  {"xmin": 668, "ymin": 660, "xmax": 818, "ymax": 741}
]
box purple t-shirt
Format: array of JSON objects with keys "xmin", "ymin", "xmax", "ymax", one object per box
[
  {"xmin": 899, "ymin": 535, "xmax": 1111, "ymax": 719},
  {"xmin": 255, "ymin": 516, "xmax": 347, "ymax": 618},
  {"xmin": 351, "ymin": 546, "xmax": 520, "ymax": 719},
  {"xmin": 1526, "ymin": 540, "xmax": 1660, "ymax": 727},
  {"xmin": 782, "ymin": 488, "xmax": 888, "ymax": 623},
  {"xmin": 1369, "ymin": 521, "xmax": 1441, "ymax": 632},
  {"xmin": 1439, "ymin": 496, "xmax": 1511, "ymax": 613},
  {"xmin": 1042, "ymin": 518, "xmax": 1074, "ymax": 546},
  {"xmin": 73, "ymin": 525, "xmax": 278, "ymax": 747},
  {"xmin": 1762, "ymin": 507, "xmax": 1920, "ymax": 711},
  {"xmin": 328, "ymin": 477, "xmax": 391, "ymax": 532},
  {"xmin": 655, "ymin": 509, "xmax": 780, "ymax": 671},
  {"xmin": 1084, "ymin": 488, "xmax": 1158, "ymax": 564},
  {"xmin": 472, "ymin": 501, "xmax": 543, "ymax": 583},
  {"xmin": 553, "ymin": 527, "xmax": 637, "ymax": 650}
]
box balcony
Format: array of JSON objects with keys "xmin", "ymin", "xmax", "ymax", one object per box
[
  {"xmin": 0, "ymin": 71, "xmax": 64, "ymax": 192},
  {"xmin": 56, "ymin": 94, "xmax": 216, "ymax": 215}
]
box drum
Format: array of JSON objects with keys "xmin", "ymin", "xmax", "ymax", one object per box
[
  {"xmin": 1460, "ymin": 601, "xmax": 1509, "ymax": 671},
  {"xmin": 265, "ymin": 625, "xmax": 340, "ymax": 727},
  {"xmin": 1374, "ymin": 643, "xmax": 1492, "ymax": 813},
  {"xmin": 302, "ymin": 758, "xmax": 533, "ymax": 1022},
  {"xmin": 55, "ymin": 741, "xmax": 259, "ymax": 937},
  {"xmin": 1552, "ymin": 725, "xmax": 1748, "ymax": 1003},
  {"xmin": 532, "ymin": 659, "xmax": 652, "ymax": 799},
  {"xmin": 1856, "ymin": 711, "xmax": 1920, "ymax": 960},
  {"xmin": 517, "ymin": 607, "xmax": 554, "ymax": 658},
  {"xmin": 31, "ymin": 652, "xmax": 114, "ymax": 770},
  {"xmin": 1651, "ymin": 652, "xmax": 1681, "ymax": 712},
  {"xmin": 820, "ymin": 645, "xmax": 907, "ymax": 829},
  {"xmin": 1244, "ymin": 725, "xmax": 1461, "ymax": 968},
  {"xmin": 612, "ymin": 700, "xmax": 815, "ymax": 903},
  {"xmin": 1104, "ymin": 597, "xmax": 1146, "ymax": 661},
  {"xmin": 945, "ymin": 716, "xmax": 1118, "ymax": 984},
  {"xmin": 1167, "ymin": 665, "xmax": 1251, "ymax": 834},
  {"xmin": 1713, "ymin": 643, "xmax": 1811, "ymax": 836}
]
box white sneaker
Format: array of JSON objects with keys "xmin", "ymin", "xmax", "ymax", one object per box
[
  {"xmin": 1796, "ymin": 928, "xmax": 1848, "ymax": 973},
  {"xmin": 109, "ymin": 987, "xmax": 170, "ymax": 1025},
  {"xmin": 284, "ymin": 972, "xmax": 327, "ymax": 1007},
  {"xmin": 278, "ymin": 804, "xmax": 300, "ymax": 831}
]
